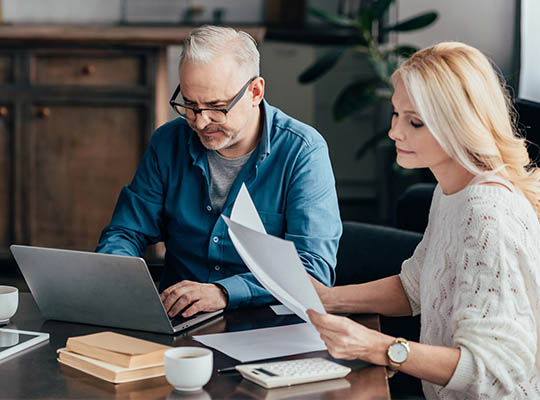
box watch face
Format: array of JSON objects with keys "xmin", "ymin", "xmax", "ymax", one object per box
[{"xmin": 389, "ymin": 343, "xmax": 408, "ymax": 363}]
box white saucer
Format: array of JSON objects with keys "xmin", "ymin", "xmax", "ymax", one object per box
[
  {"xmin": 174, "ymin": 386, "xmax": 203, "ymax": 392},
  {"xmin": 0, "ymin": 318, "xmax": 9, "ymax": 326}
]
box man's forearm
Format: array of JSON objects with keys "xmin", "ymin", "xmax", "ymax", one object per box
[
  {"xmin": 324, "ymin": 275, "xmax": 412, "ymax": 316},
  {"xmin": 95, "ymin": 227, "xmax": 147, "ymax": 257}
]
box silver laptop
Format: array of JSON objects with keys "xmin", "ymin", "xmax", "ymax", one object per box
[{"xmin": 9, "ymin": 245, "xmax": 222, "ymax": 334}]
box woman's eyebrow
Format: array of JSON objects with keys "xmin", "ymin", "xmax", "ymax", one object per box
[{"xmin": 403, "ymin": 110, "xmax": 420, "ymax": 116}]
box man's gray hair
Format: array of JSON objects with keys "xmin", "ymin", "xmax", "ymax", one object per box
[{"xmin": 180, "ymin": 25, "xmax": 260, "ymax": 76}]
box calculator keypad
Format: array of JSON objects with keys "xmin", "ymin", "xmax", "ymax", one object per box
[{"xmin": 236, "ymin": 358, "xmax": 351, "ymax": 389}]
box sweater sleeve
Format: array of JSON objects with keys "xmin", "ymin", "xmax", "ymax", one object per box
[{"xmin": 442, "ymin": 201, "xmax": 538, "ymax": 398}]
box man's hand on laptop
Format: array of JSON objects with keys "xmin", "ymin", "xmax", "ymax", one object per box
[{"xmin": 160, "ymin": 281, "xmax": 227, "ymax": 318}]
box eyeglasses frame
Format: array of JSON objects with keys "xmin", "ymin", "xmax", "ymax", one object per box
[{"xmin": 169, "ymin": 76, "xmax": 258, "ymax": 123}]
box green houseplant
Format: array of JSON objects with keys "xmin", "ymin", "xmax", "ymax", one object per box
[{"xmin": 298, "ymin": 0, "xmax": 438, "ymax": 158}]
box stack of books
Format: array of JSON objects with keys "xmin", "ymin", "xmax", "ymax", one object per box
[{"xmin": 57, "ymin": 331, "xmax": 172, "ymax": 384}]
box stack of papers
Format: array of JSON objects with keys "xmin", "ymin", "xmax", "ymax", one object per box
[
  {"xmin": 223, "ymin": 184, "xmax": 326, "ymax": 322},
  {"xmin": 194, "ymin": 184, "xmax": 327, "ymax": 362}
]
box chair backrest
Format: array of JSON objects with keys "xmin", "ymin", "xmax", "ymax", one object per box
[
  {"xmin": 395, "ymin": 183, "xmax": 436, "ymax": 233},
  {"xmin": 335, "ymin": 221, "xmax": 422, "ymax": 286}
]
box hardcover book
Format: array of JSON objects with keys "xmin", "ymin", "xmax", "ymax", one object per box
[
  {"xmin": 57, "ymin": 348, "xmax": 165, "ymax": 384},
  {"xmin": 65, "ymin": 331, "xmax": 170, "ymax": 368}
]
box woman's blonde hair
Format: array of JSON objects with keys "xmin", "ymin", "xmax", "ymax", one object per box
[{"xmin": 394, "ymin": 41, "xmax": 540, "ymax": 218}]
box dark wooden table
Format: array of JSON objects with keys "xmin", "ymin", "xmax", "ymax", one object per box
[{"xmin": 0, "ymin": 293, "xmax": 390, "ymax": 399}]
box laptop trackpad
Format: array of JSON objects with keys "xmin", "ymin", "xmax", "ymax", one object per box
[{"xmin": 169, "ymin": 310, "xmax": 223, "ymax": 332}]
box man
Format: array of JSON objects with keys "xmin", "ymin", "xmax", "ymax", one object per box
[{"xmin": 96, "ymin": 25, "xmax": 341, "ymax": 319}]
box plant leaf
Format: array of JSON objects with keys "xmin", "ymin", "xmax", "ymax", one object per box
[
  {"xmin": 385, "ymin": 11, "xmax": 437, "ymax": 32},
  {"xmin": 355, "ymin": 130, "xmax": 388, "ymax": 159},
  {"xmin": 298, "ymin": 47, "xmax": 346, "ymax": 84},
  {"xmin": 308, "ymin": 8, "xmax": 359, "ymax": 28},
  {"xmin": 367, "ymin": 55, "xmax": 395, "ymax": 83},
  {"xmin": 371, "ymin": 0, "xmax": 396, "ymax": 19},
  {"xmin": 357, "ymin": 9, "xmax": 374, "ymax": 31},
  {"xmin": 333, "ymin": 80, "xmax": 381, "ymax": 121}
]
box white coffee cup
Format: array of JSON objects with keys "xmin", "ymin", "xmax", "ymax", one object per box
[
  {"xmin": 0, "ymin": 286, "xmax": 18, "ymax": 324},
  {"xmin": 164, "ymin": 347, "xmax": 213, "ymax": 392}
]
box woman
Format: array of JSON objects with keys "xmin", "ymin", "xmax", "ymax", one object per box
[{"xmin": 307, "ymin": 42, "xmax": 540, "ymax": 399}]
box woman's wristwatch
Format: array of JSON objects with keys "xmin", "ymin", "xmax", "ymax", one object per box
[{"xmin": 387, "ymin": 337, "xmax": 410, "ymax": 378}]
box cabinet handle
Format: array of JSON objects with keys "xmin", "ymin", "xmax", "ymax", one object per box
[
  {"xmin": 82, "ymin": 65, "xmax": 96, "ymax": 75},
  {"xmin": 38, "ymin": 107, "xmax": 51, "ymax": 118},
  {"xmin": 0, "ymin": 107, "xmax": 7, "ymax": 117}
]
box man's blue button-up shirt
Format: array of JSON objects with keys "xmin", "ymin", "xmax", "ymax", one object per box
[{"xmin": 96, "ymin": 100, "xmax": 342, "ymax": 308}]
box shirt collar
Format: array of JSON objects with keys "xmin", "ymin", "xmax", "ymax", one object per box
[{"xmin": 255, "ymin": 99, "xmax": 272, "ymax": 165}]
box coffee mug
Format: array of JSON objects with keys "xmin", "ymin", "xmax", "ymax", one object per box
[
  {"xmin": 164, "ymin": 347, "xmax": 213, "ymax": 392},
  {"xmin": 0, "ymin": 286, "xmax": 18, "ymax": 325}
]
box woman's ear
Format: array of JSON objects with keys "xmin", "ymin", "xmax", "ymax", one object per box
[{"xmin": 250, "ymin": 77, "xmax": 265, "ymax": 107}]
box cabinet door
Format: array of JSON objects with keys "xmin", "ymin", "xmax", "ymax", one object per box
[
  {"xmin": 27, "ymin": 104, "xmax": 145, "ymax": 251},
  {"xmin": 0, "ymin": 105, "xmax": 11, "ymax": 253}
]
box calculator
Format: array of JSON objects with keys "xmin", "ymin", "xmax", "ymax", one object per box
[{"xmin": 235, "ymin": 357, "xmax": 351, "ymax": 389}]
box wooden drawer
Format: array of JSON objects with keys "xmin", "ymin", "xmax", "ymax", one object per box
[
  {"xmin": 0, "ymin": 55, "xmax": 13, "ymax": 84},
  {"xmin": 31, "ymin": 51, "xmax": 145, "ymax": 86}
]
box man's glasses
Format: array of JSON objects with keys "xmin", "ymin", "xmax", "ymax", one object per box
[{"xmin": 169, "ymin": 77, "xmax": 257, "ymax": 124}]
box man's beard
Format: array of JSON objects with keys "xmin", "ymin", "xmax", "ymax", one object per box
[{"xmin": 196, "ymin": 127, "xmax": 237, "ymax": 151}]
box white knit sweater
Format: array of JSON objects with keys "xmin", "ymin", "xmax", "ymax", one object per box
[{"xmin": 400, "ymin": 182, "xmax": 540, "ymax": 399}]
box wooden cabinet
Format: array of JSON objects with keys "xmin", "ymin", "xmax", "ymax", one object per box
[
  {"xmin": 0, "ymin": 46, "xmax": 158, "ymax": 257},
  {"xmin": 0, "ymin": 25, "xmax": 266, "ymax": 260},
  {"xmin": 27, "ymin": 104, "xmax": 143, "ymax": 250}
]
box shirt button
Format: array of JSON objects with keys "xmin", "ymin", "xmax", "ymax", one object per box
[
  {"xmin": 212, "ymin": 236, "xmax": 219, "ymax": 243},
  {"xmin": 206, "ymin": 205, "xmax": 212, "ymax": 212},
  {"xmin": 214, "ymin": 265, "xmax": 220, "ymax": 271}
]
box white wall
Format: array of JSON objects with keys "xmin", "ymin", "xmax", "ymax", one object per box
[
  {"xmin": 1, "ymin": 0, "xmax": 263, "ymax": 24},
  {"xmin": 3, "ymin": 0, "xmax": 121, "ymax": 23},
  {"xmin": 396, "ymin": 0, "xmax": 517, "ymax": 78}
]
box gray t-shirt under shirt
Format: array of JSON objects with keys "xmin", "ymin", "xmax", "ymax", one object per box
[{"xmin": 207, "ymin": 149, "xmax": 253, "ymax": 213}]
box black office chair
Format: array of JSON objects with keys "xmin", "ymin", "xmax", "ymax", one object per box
[
  {"xmin": 395, "ymin": 183, "xmax": 436, "ymax": 233},
  {"xmin": 335, "ymin": 221, "xmax": 425, "ymax": 398},
  {"xmin": 336, "ymin": 221, "xmax": 423, "ymax": 285}
]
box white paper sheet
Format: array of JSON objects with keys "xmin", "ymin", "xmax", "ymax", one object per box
[
  {"xmin": 221, "ymin": 183, "xmax": 325, "ymax": 323},
  {"xmin": 230, "ymin": 184, "xmax": 266, "ymax": 234},
  {"xmin": 223, "ymin": 216, "xmax": 325, "ymax": 322},
  {"xmin": 193, "ymin": 323, "xmax": 325, "ymax": 362}
]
